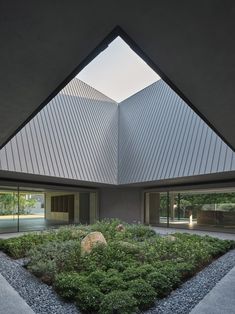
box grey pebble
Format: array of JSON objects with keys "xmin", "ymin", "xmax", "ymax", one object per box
[{"xmin": 1, "ymin": 249, "xmax": 235, "ymax": 314}]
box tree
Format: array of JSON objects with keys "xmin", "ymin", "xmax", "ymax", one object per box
[{"xmin": 0, "ymin": 193, "xmax": 37, "ymax": 215}]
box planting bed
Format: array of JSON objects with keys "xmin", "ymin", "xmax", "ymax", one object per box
[{"xmin": 0, "ymin": 219, "xmax": 234, "ymax": 314}]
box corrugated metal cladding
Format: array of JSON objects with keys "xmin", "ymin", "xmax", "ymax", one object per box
[
  {"xmin": 0, "ymin": 79, "xmax": 118, "ymax": 184},
  {"xmin": 118, "ymin": 80, "xmax": 235, "ymax": 184},
  {"xmin": 0, "ymin": 78, "xmax": 235, "ymax": 185}
]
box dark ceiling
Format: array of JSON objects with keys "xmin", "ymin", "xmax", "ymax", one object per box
[{"xmin": 0, "ymin": 1, "xmax": 235, "ymax": 150}]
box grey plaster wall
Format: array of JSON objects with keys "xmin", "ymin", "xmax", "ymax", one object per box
[{"xmin": 99, "ymin": 188, "xmax": 143, "ymax": 223}]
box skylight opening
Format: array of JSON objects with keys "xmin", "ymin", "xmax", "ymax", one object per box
[{"xmin": 77, "ymin": 36, "xmax": 160, "ymax": 102}]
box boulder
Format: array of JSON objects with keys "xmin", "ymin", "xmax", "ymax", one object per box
[{"xmin": 81, "ymin": 231, "xmax": 107, "ymax": 254}]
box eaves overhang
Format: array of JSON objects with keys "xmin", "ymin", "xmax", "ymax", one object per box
[{"xmin": 0, "ymin": 1, "xmax": 235, "ymax": 152}]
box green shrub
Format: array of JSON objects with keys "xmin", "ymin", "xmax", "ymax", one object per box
[
  {"xmin": 80, "ymin": 241, "xmax": 140, "ymax": 272},
  {"xmin": 28, "ymin": 240, "xmax": 81, "ymax": 283},
  {"xmin": 99, "ymin": 273, "xmax": 127, "ymax": 293},
  {"xmin": 124, "ymin": 224, "xmax": 156, "ymax": 241},
  {"xmin": 158, "ymin": 262, "xmax": 181, "ymax": 288},
  {"xmin": 146, "ymin": 271, "xmax": 172, "ymax": 296},
  {"xmin": 0, "ymin": 239, "xmax": 5, "ymax": 250},
  {"xmin": 1, "ymin": 220, "xmax": 234, "ymax": 313},
  {"xmin": 87, "ymin": 270, "xmax": 107, "ymax": 285},
  {"xmin": 0, "ymin": 233, "xmax": 50, "ymax": 258},
  {"xmin": 55, "ymin": 225, "xmax": 90, "ymax": 242},
  {"xmin": 90, "ymin": 219, "xmax": 123, "ymax": 240},
  {"xmin": 122, "ymin": 266, "xmax": 142, "ymax": 281},
  {"xmin": 0, "ymin": 225, "xmax": 90, "ymax": 259},
  {"xmin": 173, "ymin": 262, "xmax": 195, "ymax": 279},
  {"xmin": 76, "ymin": 284, "xmax": 104, "ymax": 313},
  {"xmin": 87, "ymin": 269, "xmax": 127, "ymax": 294},
  {"xmin": 54, "ymin": 272, "xmax": 86, "ymax": 299},
  {"xmin": 99, "ymin": 290, "xmax": 137, "ymax": 314},
  {"xmin": 122, "ymin": 264, "xmax": 155, "ymax": 281},
  {"xmin": 128, "ymin": 279, "xmax": 156, "ymax": 310}
]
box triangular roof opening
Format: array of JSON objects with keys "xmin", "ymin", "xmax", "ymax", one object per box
[{"xmin": 77, "ymin": 36, "xmax": 160, "ymax": 102}]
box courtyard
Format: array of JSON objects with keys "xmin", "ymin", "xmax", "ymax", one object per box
[
  {"xmin": 0, "ymin": 221, "xmax": 235, "ymax": 314},
  {"xmin": 0, "ymin": 2, "xmax": 235, "ymax": 314}
]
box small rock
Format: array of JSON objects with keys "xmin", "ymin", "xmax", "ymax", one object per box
[
  {"xmin": 116, "ymin": 224, "xmax": 125, "ymax": 232},
  {"xmin": 165, "ymin": 235, "xmax": 177, "ymax": 241},
  {"xmin": 81, "ymin": 231, "xmax": 107, "ymax": 254}
]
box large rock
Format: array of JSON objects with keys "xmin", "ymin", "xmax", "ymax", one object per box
[{"xmin": 81, "ymin": 231, "xmax": 107, "ymax": 254}]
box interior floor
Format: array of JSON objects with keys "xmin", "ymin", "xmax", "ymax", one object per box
[{"xmin": 0, "ymin": 218, "xmax": 69, "ymax": 233}]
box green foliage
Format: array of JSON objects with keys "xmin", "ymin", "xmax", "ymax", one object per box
[
  {"xmin": 75, "ymin": 284, "xmax": 104, "ymax": 313},
  {"xmin": 1, "ymin": 219, "xmax": 234, "ymax": 313},
  {"xmin": 122, "ymin": 224, "xmax": 156, "ymax": 241},
  {"xmin": 122, "ymin": 264, "xmax": 155, "ymax": 282},
  {"xmin": 80, "ymin": 241, "xmax": 142, "ymax": 273},
  {"xmin": 0, "ymin": 239, "xmax": 5, "ymax": 250},
  {"xmin": 128, "ymin": 279, "xmax": 156, "ymax": 309},
  {"xmin": 160, "ymin": 192, "xmax": 235, "ymax": 215},
  {"xmin": 146, "ymin": 271, "xmax": 172, "ymax": 296},
  {"xmin": 99, "ymin": 290, "xmax": 138, "ymax": 314},
  {"xmin": 90, "ymin": 218, "xmax": 123, "ymax": 240},
  {"xmin": 0, "ymin": 233, "xmax": 51, "ymax": 258},
  {"xmin": 54, "ymin": 272, "xmax": 87, "ymax": 299},
  {"xmin": 0, "ymin": 193, "xmax": 37, "ymax": 215},
  {"xmin": 27, "ymin": 240, "xmax": 81, "ymax": 283},
  {"xmin": 99, "ymin": 272, "xmax": 127, "ymax": 293},
  {"xmin": 0, "ymin": 225, "xmax": 89, "ymax": 259}
]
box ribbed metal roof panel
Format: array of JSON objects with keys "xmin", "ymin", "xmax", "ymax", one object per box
[
  {"xmin": 0, "ymin": 78, "xmax": 234, "ymax": 186},
  {"xmin": 0, "ymin": 79, "xmax": 118, "ymax": 184},
  {"xmin": 118, "ymin": 80, "xmax": 235, "ymax": 184}
]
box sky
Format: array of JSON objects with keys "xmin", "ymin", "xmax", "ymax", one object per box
[{"xmin": 77, "ymin": 36, "xmax": 160, "ymax": 102}]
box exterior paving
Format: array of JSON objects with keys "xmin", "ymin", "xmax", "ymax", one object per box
[
  {"xmin": 1, "ymin": 226, "xmax": 235, "ymax": 241},
  {"xmin": 153, "ymin": 226, "xmax": 235, "ymax": 240},
  {"xmin": 0, "ymin": 274, "xmax": 34, "ymax": 314},
  {"xmin": 189, "ymin": 266, "xmax": 235, "ymax": 314}
]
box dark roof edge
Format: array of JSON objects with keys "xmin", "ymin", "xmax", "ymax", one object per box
[{"xmin": 1, "ymin": 25, "xmax": 234, "ymax": 155}]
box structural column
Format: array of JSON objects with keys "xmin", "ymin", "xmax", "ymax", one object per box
[{"xmin": 145, "ymin": 192, "xmax": 160, "ymax": 225}]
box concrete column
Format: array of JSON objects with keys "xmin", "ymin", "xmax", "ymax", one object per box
[
  {"xmin": 169, "ymin": 192, "xmax": 175, "ymax": 221},
  {"xmin": 74, "ymin": 193, "xmax": 80, "ymax": 223},
  {"xmin": 145, "ymin": 193, "xmax": 150, "ymax": 224},
  {"xmin": 149, "ymin": 192, "xmax": 160, "ymax": 225}
]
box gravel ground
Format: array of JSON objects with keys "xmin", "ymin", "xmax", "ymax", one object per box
[
  {"xmin": 0, "ymin": 249, "xmax": 235, "ymax": 314},
  {"xmin": 144, "ymin": 249, "xmax": 235, "ymax": 314},
  {"xmin": 0, "ymin": 252, "xmax": 79, "ymax": 314}
]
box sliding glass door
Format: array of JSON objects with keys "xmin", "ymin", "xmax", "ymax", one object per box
[{"xmin": 0, "ymin": 186, "xmax": 18, "ymax": 233}]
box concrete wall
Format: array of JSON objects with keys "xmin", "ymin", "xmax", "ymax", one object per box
[
  {"xmin": 90, "ymin": 192, "xmax": 98, "ymax": 224},
  {"xmin": 145, "ymin": 192, "xmax": 160, "ymax": 225},
  {"xmin": 99, "ymin": 188, "xmax": 143, "ymax": 223}
]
